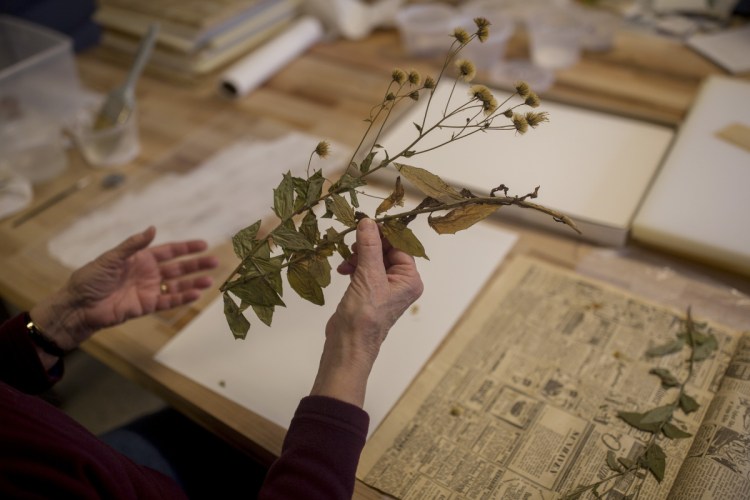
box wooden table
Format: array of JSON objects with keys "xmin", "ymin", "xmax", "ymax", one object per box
[{"xmin": 2, "ymin": 26, "xmax": 749, "ymax": 499}]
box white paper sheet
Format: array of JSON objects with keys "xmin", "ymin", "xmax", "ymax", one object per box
[
  {"xmin": 47, "ymin": 133, "xmax": 343, "ymax": 269},
  {"xmin": 155, "ymin": 188, "xmax": 518, "ymax": 437}
]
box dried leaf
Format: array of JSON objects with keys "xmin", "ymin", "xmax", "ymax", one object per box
[
  {"xmin": 376, "ymin": 176, "xmax": 405, "ymax": 215},
  {"xmin": 381, "ymin": 220, "xmax": 429, "ymax": 259},
  {"xmin": 328, "ymin": 193, "xmax": 357, "ymax": 228},
  {"xmin": 360, "ymin": 151, "xmax": 377, "ymax": 173},
  {"xmin": 428, "ymin": 204, "xmax": 499, "ymax": 234},
  {"xmin": 649, "ymin": 368, "xmax": 681, "ymax": 388},
  {"xmin": 644, "ymin": 443, "xmax": 666, "ymax": 482},
  {"xmin": 307, "ymin": 255, "xmax": 332, "ymax": 287},
  {"xmin": 288, "ymin": 262, "xmax": 325, "ymax": 305},
  {"xmin": 679, "ymin": 393, "xmax": 700, "ymax": 414},
  {"xmin": 617, "ymin": 411, "xmax": 661, "ymax": 433},
  {"xmin": 395, "ymin": 163, "xmax": 464, "ymax": 204},
  {"xmin": 231, "ymin": 220, "xmax": 262, "ymax": 259},
  {"xmin": 606, "ymin": 451, "xmax": 623, "ymax": 472},
  {"xmin": 692, "ymin": 335, "xmax": 718, "ymax": 361},
  {"xmin": 223, "ymin": 292, "xmax": 250, "ymax": 340},
  {"xmin": 228, "ymin": 277, "xmax": 285, "ymax": 308},
  {"xmin": 272, "ymin": 226, "xmax": 314, "ymax": 251},
  {"xmin": 273, "ymin": 172, "xmax": 295, "ymax": 219},
  {"xmin": 618, "ymin": 457, "xmax": 636, "ymax": 469},
  {"xmin": 251, "ymin": 305, "xmax": 274, "ymax": 327},
  {"xmin": 641, "ymin": 404, "xmax": 675, "ymax": 425},
  {"xmin": 299, "ymin": 210, "xmax": 320, "ymax": 244},
  {"xmin": 663, "ymin": 422, "xmax": 692, "ymax": 439},
  {"xmin": 645, "ymin": 338, "xmax": 685, "ymax": 357}
]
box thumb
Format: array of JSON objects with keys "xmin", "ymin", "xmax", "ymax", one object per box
[
  {"xmin": 112, "ymin": 226, "xmax": 156, "ymax": 260},
  {"xmin": 353, "ymin": 218, "xmax": 384, "ymax": 275}
]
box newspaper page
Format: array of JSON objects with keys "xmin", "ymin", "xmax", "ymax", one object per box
[
  {"xmin": 667, "ymin": 332, "xmax": 750, "ymax": 499},
  {"xmin": 358, "ymin": 256, "xmax": 745, "ymax": 499}
]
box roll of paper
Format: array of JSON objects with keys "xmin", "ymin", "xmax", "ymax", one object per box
[{"xmin": 219, "ymin": 16, "xmax": 324, "ymax": 98}]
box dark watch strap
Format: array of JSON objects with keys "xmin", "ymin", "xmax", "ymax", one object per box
[{"xmin": 25, "ymin": 313, "xmax": 67, "ymax": 358}]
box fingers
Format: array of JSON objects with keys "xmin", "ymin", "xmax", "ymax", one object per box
[
  {"xmin": 150, "ymin": 239, "xmax": 210, "ymax": 263},
  {"xmin": 112, "ymin": 226, "xmax": 156, "ymax": 260},
  {"xmin": 159, "ymin": 255, "xmax": 219, "ymax": 280},
  {"xmin": 155, "ymin": 276, "xmax": 213, "ymax": 311},
  {"xmin": 352, "ymin": 218, "xmax": 385, "ymax": 276}
]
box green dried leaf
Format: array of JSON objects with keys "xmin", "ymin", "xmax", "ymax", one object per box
[
  {"xmin": 248, "ymin": 257, "xmax": 284, "ymax": 295},
  {"xmin": 428, "ymin": 204, "xmax": 499, "ymax": 234},
  {"xmin": 381, "ymin": 219, "xmax": 429, "ymax": 260},
  {"xmin": 232, "ymin": 220, "xmax": 262, "ymax": 259},
  {"xmin": 617, "ymin": 411, "xmax": 661, "ymax": 433},
  {"xmin": 328, "ymin": 193, "xmax": 357, "ymax": 228},
  {"xmin": 645, "ymin": 338, "xmax": 685, "ymax": 357},
  {"xmin": 305, "ymin": 170, "xmax": 325, "ymax": 205},
  {"xmin": 273, "ymin": 172, "xmax": 295, "ymax": 219},
  {"xmin": 663, "ymin": 422, "xmax": 692, "ymax": 439},
  {"xmin": 288, "ymin": 262, "xmax": 325, "ymax": 305},
  {"xmin": 641, "ymin": 404, "xmax": 675, "ymax": 425},
  {"xmin": 376, "ymin": 176, "xmax": 405, "ymax": 215},
  {"xmin": 223, "ymin": 292, "xmax": 250, "ymax": 340},
  {"xmin": 251, "ymin": 305, "xmax": 275, "ymax": 327},
  {"xmin": 360, "ymin": 151, "xmax": 377, "ymax": 174},
  {"xmin": 649, "ymin": 368, "xmax": 681, "ymax": 388},
  {"xmin": 606, "ymin": 451, "xmax": 623, "ymax": 472},
  {"xmin": 307, "ymin": 255, "xmax": 332, "ymax": 287},
  {"xmin": 618, "ymin": 457, "xmax": 636, "ymax": 469},
  {"xmin": 272, "ymin": 226, "xmax": 314, "ymax": 251},
  {"xmin": 679, "ymin": 393, "xmax": 700, "ymax": 414},
  {"xmin": 299, "ymin": 210, "xmax": 320, "ymax": 244},
  {"xmin": 395, "ymin": 163, "xmax": 464, "ymax": 204},
  {"xmin": 228, "ymin": 277, "xmax": 285, "ymax": 308},
  {"xmin": 692, "ymin": 335, "xmax": 718, "ymax": 361},
  {"xmin": 644, "ymin": 443, "xmax": 666, "ymax": 482}
]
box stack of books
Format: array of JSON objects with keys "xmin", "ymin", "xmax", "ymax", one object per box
[{"xmin": 94, "ymin": 0, "xmax": 301, "ymax": 79}]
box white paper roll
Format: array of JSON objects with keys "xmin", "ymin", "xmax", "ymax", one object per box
[{"xmin": 219, "ymin": 16, "xmax": 324, "ymax": 98}]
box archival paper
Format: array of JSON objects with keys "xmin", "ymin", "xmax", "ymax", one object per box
[{"xmin": 358, "ymin": 256, "xmax": 749, "ymax": 499}]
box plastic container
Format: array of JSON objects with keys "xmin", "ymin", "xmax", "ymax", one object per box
[
  {"xmin": 526, "ymin": 8, "xmax": 584, "ymax": 70},
  {"xmin": 395, "ymin": 4, "xmax": 471, "ymax": 58},
  {"xmin": 0, "ymin": 16, "xmax": 83, "ymax": 182},
  {"xmin": 71, "ymin": 104, "xmax": 140, "ymax": 168},
  {"xmin": 0, "ymin": 16, "xmax": 83, "ymax": 126}
]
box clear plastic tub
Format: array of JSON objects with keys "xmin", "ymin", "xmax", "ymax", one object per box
[{"xmin": 0, "ymin": 16, "xmax": 83, "ymax": 183}]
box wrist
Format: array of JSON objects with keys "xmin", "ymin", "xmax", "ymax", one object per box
[
  {"xmin": 29, "ymin": 288, "xmax": 86, "ymax": 352},
  {"xmin": 310, "ymin": 336, "xmax": 379, "ymax": 408}
]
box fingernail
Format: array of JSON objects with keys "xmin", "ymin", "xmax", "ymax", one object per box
[{"xmin": 359, "ymin": 217, "xmax": 375, "ymax": 229}]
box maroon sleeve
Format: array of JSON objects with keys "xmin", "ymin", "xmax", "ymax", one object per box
[
  {"xmin": 259, "ymin": 395, "xmax": 370, "ymax": 500},
  {"xmin": 0, "ymin": 313, "xmax": 62, "ymax": 394}
]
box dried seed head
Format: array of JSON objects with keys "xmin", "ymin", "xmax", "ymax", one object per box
[
  {"xmin": 474, "ymin": 17, "xmax": 490, "ymax": 42},
  {"xmin": 453, "ymin": 27, "xmax": 470, "ymax": 44},
  {"xmin": 525, "ymin": 111, "xmax": 549, "ymax": 128},
  {"xmin": 423, "ymin": 76, "xmax": 436, "ymax": 89},
  {"xmin": 503, "ymin": 108, "xmax": 514, "ymax": 118},
  {"xmin": 468, "ymin": 85, "xmax": 497, "ymax": 115},
  {"xmin": 408, "ymin": 70, "xmax": 421, "ymax": 85},
  {"xmin": 409, "ymin": 90, "xmax": 420, "ymax": 101},
  {"xmin": 512, "ymin": 113, "xmax": 529, "ymax": 134},
  {"xmin": 525, "ymin": 92, "xmax": 541, "ymax": 108},
  {"xmin": 385, "ymin": 92, "xmax": 396, "ymax": 101},
  {"xmin": 314, "ymin": 140, "xmax": 330, "ymax": 158},
  {"xmin": 391, "ymin": 68, "xmax": 407, "ymax": 84},
  {"xmin": 515, "ymin": 81, "xmax": 531, "ymax": 98},
  {"xmin": 456, "ymin": 59, "xmax": 476, "ymax": 82}
]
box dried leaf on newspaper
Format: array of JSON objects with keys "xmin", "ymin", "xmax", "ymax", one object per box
[
  {"xmin": 645, "ymin": 338, "xmax": 685, "ymax": 357},
  {"xmin": 649, "ymin": 368, "xmax": 681, "ymax": 388},
  {"xmin": 643, "ymin": 444, "xmax": 666, "ymax": 482},
  {"xmin": 679, "ymin": 393, "xmax": 700, "ymax": 414},
  {"xmin": 663, "ymin": 422, "xmax": 692, "ymax": 439}
]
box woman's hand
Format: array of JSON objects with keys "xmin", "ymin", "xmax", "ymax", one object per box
[
  {"xmin": 310, "ymin": 218, "xmax": 423, "ymax": 407},
  {"xmin": 30, "ymin": 226, "xmax": 218, "ymax": 352}
]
